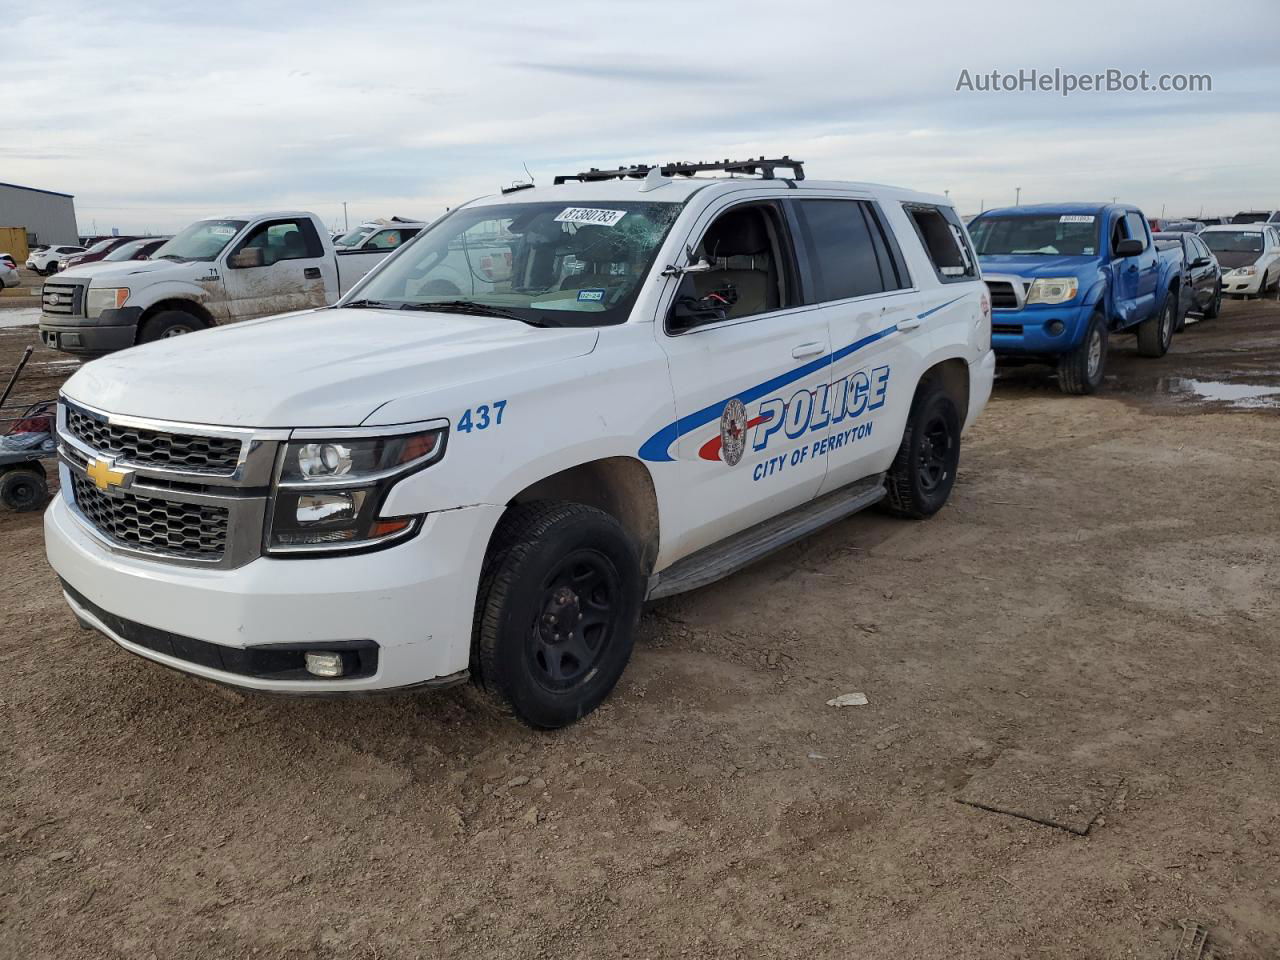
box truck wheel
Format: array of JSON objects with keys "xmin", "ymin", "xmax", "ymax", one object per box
[
  {"xmin": 1202, "ymin": 283, "xmax": 1222, "ymax": 319},
  {"xmin": 138, "ymin": 310, "xmax": 204, "ymax": 344},
  {"xmin": 882, "ymin": 384, "xmax": 961, "ymax": 520},
  {"xmin": 473, "ymin": 501, "xmax": 642, "ymax": 729},
  {"xmin": 1057, "ymin": 310, "xmax": 1108, "ymax": 395},
  {"xmin": 0, "ymin": 466, "xmax": 49, "ymax": 512},
  {"xmin": 1136, "ymin": 293, "xmax": 1176, "ymax": 358}
]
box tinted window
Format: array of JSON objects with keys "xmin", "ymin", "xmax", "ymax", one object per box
[{"xmin": 794, "ymin": 200, "xmax": 886, "ymax": 302}]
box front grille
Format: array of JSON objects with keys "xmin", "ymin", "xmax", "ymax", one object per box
[
  {"xmin": 985, "ymin": 279, "xmax": 1020, "ymax": 310},
  {"xmin": 42, "ymin": 280, "xmax": 85, "ymax": 316},
  {"xmin": 71, "ymin": 475, "xmax": 229, "ymax": 560},
  {"xmin": 992, "ymin": 323, "xmax": 1023, "ymax": 336},
  {"xmin": 66, "ymin": 405, "xmax": 242, "ymax": 474}
]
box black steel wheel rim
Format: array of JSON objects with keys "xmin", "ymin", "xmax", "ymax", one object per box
[
  {"xmin": 917, "ymin": 415, "xmax": 953, "ymax": 493},
  {"xmin": 527, "ymin": 548, "xmax": 619, "ymax": 691}
]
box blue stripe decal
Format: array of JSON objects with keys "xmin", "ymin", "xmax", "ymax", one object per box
[{"xmin": 637, "ymin": 295, "xmax": 965, "ymax": 463}]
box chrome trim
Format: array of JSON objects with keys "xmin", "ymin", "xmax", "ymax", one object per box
[
  {"xmin": 264, "ymin": 517, "xmax": 422, "ymax": 555},
  {"xmin": 287, "ymin": 418, "xmax": 450, "ymax": 441},
  {"xmin": 982, "ymin": 273, "xmax": 1028, "ymax": 311}
]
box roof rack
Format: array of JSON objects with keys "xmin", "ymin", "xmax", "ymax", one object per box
[{"xmin": 553, "ymin": 156, "xmax": 804, "ymax": 185}]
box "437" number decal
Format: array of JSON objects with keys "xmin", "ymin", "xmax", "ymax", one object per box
[{"xmin": 457, "ymin": 400, "xmax": 507, "ymax": 433}]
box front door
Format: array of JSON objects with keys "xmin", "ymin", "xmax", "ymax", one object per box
[
  {"xmin": 648, "ymin": 199, "xmax": 831, "ymax": 560},
  {"xmin": 220, "ymin": 217, "xmax": 334, "ymax": 322}
]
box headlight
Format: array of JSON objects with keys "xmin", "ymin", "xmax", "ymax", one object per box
[
  {"xmin": 1232, "ymin": 266, "xmax": 1257, "ymax": 277},
  {"xmin": 267, "ymin": 425, "xmax": 447, "ymax": 553},
  {"xmin": 1025, "ymin": 277, "xmax": 1079, "ymax": 305},
  {"xmin": 85, "ymin": 287, "xmax": 130, "ymax": 318}
]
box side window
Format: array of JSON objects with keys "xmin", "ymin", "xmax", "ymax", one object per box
[
  {"xmin": 366, "ymin": 229, "xmax": 405, "ymax": 250},
  {"xmin": 1110, "ymin": 217, "xmax": 1126, "ymax": 253},
  {"xmin": 904, "ymin": 204, "xmax": 977, "ymax": 283},
  {"xmin": 1123, "ymin": 212, "xmax": 1148, "ymax": 248},
  {"xmin": 668, "ymin": 203, "xmax": 795, "ymax": 328},
  {"xmin": 230, "ymin": 219, "xmax": 323, "ymax": 268},
  {"xmin": 793, "ymin": 199, "xmax": 886, "ymax": 302}
]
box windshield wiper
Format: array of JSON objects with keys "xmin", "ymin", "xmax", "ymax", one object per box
[
  {"xmin": 339, "ymin": 298, "xmax": 402, "ymax": 311},
  {"xmin": 400, "ymin": 300, "xmax": 551, "ymax": 327}
]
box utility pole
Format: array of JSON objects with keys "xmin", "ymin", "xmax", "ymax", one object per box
[
  {"xmin": 342, "ymin": 202, "xmax": 349, "ymax": 232},
  {"xmin": 1014, "ymin": 187, "xmax": 1022, "ymax": 206}
]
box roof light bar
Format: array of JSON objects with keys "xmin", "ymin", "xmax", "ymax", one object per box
[{"xmin": 553, "ymin": 156, "xmax": 805, "ymax": 185}]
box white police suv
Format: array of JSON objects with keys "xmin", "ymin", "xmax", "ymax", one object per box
[{"xmin": 45, "ymin": 157, "xmax": 994, "ymax": 728}]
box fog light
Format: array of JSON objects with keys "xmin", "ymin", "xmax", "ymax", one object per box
[
  {"xmin": 304, "ymin": 651, "xmax": 345, "ymax": 678},
  {"xmin": 1046, "ymin": 320, "xmax": 1066, "ymax": 336}
]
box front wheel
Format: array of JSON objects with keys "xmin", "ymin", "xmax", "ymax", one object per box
[
  {"xmin": 1057, "ymin": 311, "xmax": 1108, "ymax": 395},
  {"xmin": 474, "ymin": 502, "xmax": 642, "ymax": 729},
  {"xmin": 1136, "ymin": 294, "xmax": 1176, "ymax": 358},
  {"xmin": 882, "ymin": 385, "xmax": 961, "ymax": 520},
  {"xmin": 138, "ymin": 309, "xmax": 204, "ymax": 344}
]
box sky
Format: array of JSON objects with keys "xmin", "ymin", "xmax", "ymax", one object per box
[{"xmin": 3, "ymin": 0, "xmax": 1278, "ymax": 234}]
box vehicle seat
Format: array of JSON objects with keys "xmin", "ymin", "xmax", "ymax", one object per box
[
  {"xmin": 559, "ymin": 225, "xmax": 631, "ymax": 294},
  {"xmin": 694, "ymin": 208, "xmax": 778, "ymax": 318},
  {"xmin": 279, "ymin": 230, "xmax": 306, "ymax": 262}
]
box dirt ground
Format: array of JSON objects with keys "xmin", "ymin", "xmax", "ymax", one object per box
[{"xmin": 1, "ymin": 296, "xmax": 1278, "ymax": 960}]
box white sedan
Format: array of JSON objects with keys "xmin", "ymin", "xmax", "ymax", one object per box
[{"xmin": 1201, "ymin": 224, "xmax": 1280, "ymax": 297}]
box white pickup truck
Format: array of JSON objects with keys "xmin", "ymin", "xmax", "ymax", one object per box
[
  {"xmin": 44, "ymin": 157, "xmax": 995, "ymax": 729},
  {"xmin": 38, "ymin": 211, "xmax": 397, "ymax": 356}
]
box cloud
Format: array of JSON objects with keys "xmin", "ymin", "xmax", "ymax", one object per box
[{"xmin": 3, "ymin": 0, "xmax": 1278, "ymax": 232}]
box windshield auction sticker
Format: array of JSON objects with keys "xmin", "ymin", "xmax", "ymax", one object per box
[
  {"xmin": 1059, "ymin": 215, "xmax": 1095, "ymax": 223},
  {"xmin": 555, "ymin": 208, "xmax": 626, "ymax": 227}
]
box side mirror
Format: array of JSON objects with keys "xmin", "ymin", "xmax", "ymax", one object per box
[
  {"xmin": 1191, "ymin": 255, "xmax": 1212, "ymax": 268},
  {"xmin": 1115, "ymin": 238, "xmax": 1145, "ymax": 257},
  {"xmin": 229, "ymin": 247, "xmax": 264, "ymax": 269}
]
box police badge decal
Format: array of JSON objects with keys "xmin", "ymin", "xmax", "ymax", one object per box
[{"xmin": 719, "ymin": 398, "xmax": 747, "ymax": 466}]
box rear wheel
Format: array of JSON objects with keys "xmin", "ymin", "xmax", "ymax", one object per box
[
  {"xmin": 1057, "ymin": 310, "xmax": 1108, "ymax": 395},
  {"xmin": 0, "ymin": 466, "xmax": 48, "ymax": 512},
  {"xmin": 138, "ymin": 309, "xmax": 204, "ymax": 344},
  {"xmin": 1202, "ymin": 282, "xmax": 1222, "ymax": 319},
  {"xmin": 1136, "ymin": 293, "xmax": 1176, "ymax": 358},
  {"xmin": 473, "ymin": 502, "xmax": 642, "ymax": 729},
  {"xmin": 882, "ymin": 384, "xmax": 961, "ymax": 520}
]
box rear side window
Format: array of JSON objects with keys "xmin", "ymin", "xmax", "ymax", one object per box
[
  {"xmin": 793, "ymin": 200, "xmax": 891, "ymax": 302},
  {"xmin": 904, "ymin": 204, "xmax": 977, "ymax": 283}
]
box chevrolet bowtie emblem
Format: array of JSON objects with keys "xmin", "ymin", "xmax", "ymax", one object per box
[{"xmin": 86, "ymin": 457, "xmax": 131, "ymax": 493}]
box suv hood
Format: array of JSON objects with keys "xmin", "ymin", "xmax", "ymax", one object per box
[
  {"xmin": 979, "ymin": 254, "xmax": 1096, "ymax": 277},
  {"xmin": 62, "ymin": 307, "xmax": 600, "ymax": 427}
]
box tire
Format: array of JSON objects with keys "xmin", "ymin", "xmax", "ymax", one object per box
[
  {"xmin": 882, "ymin": 384, "xmax": 961, "ymax": 520},
  {"xmin": 1202, "ymin": 283, "xmax": 1222, "ymax": 319},
  {"xmin": 1136, "ymin": 293, "xmax": 1176, "ymax": 358},
  {"xmin": 138, "ymin": 309, "xmax": 204, "ymax": 344},
  {"xmin": 1057, "ymin": 310, "xmax": 1108, "ymax": 395},
  {"xmin": 473, "ymin": 501, "xmax": 642, "ymax": 729},
  {"xmin": 0, "ymin": 466, "xmax": 49, "ymax": 512}
]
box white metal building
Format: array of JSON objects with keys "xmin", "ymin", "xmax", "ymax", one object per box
[{"xmin": 0, "ymin": 181, "xmax": 79, "ymax": 247}]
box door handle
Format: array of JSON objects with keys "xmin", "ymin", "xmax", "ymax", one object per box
[
  {"xmin": 791, "ymin": 342, "xmax": 825, "ymax": 359},
  {"xmin": 897, "ymin": 316, "xmax": 922, "ymax": 331},
  {"xmin": 303, "ymin": 267, "xmax": 322, "ymax": 279}
]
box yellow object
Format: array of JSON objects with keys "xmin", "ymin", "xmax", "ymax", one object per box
[
  {"xmin": 0, "ymin": 227, "xmax": 30, "ymax": 262},
  {"xmin": 86, "ymin": 458, "xmax": 129, "ymax": 492}
]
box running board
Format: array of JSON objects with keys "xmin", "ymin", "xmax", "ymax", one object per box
[{"xmin": 645, "ymin": 473, "xmax": 887, "ymax": 601}]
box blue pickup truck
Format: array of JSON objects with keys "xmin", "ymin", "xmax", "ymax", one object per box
[{"xmin": 968, "ymin": 203, "xmax": 1184, "ymax": 394}]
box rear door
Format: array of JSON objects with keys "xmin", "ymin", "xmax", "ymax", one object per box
[
  {"xmin": 651, "ymin": 195, "xmax": 832, "ymax": 559},
  {"xmin": 787, "ymin": 195, "xmax": 923, "ymax": 495},
  {"xmin": 1110, "ymin": 212, "xmax": 1156, "ymax": 326},
  {"xmin": 220, "ymin": 217, "xmax": 336, "ymax": 321}
]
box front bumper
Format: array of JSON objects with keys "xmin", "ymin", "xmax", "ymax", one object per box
[
  {"xmin": 45, "ymin": 493, "xmax": 504, "ymax": 693},
  {"xmin": 38, "ymin": 306, "xmax": 143, "ymax": 355},
  {"xmin": 1222, "ymin": 273, "xmax": 1263, "ymax": 295},
  {"xmin": 990, "ymin": 302, "xmax": 1093, "ymax": 355}
]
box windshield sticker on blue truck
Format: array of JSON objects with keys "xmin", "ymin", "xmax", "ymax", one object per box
[
  {"xmin": 555, "ymin": 208, "xmax": 626, "ymax": 227},
  {"xmin": 1060, "ymin": 215, "xmax": 1095, "ymax": 223},
  {"xmin": 577, "ymin": 288, "xmax": 606, "ymax": 302}
]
